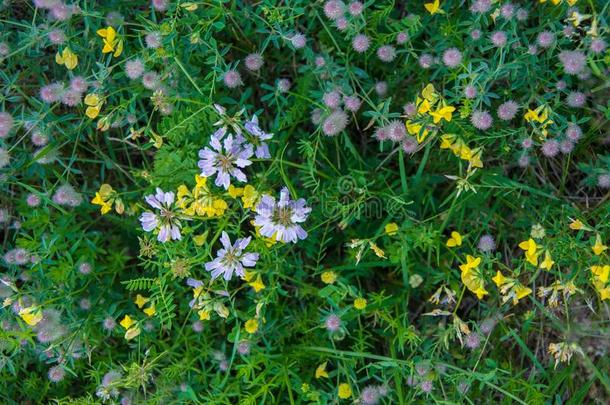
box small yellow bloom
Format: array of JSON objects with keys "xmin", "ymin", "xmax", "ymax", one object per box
[
  {"xmin": 143, "ymin": 304, "xmax": 156, "ymax": 317},
  {"xmin": 198, "ymin": 309, "xmax": 211, "ymax": 321},
  {"xmin": 55, "ymin": 47, "xmax": 78, "ymax": 70},
  {"xmin": 417, "ymin": 97, "xmax": 432, "ymax": 114},
  {"xmin": 385, "ymin": 222, "xmax": 399, "ymax": 236},
  {"xmin": 134, "ymin": 294, "xmax": 149, "ymax": 309},
  {"xmin": 120, "ymin": 315, "xmax": 135, "ymax": 330},
  {"xmin": 96, "ymin": 26, "xmax": 124, "ymax": 57},
  {"xmin": 513, "ymin": 284, "xmax": 532, "ymax": 304},
  {"xmin": 599, "ymin": 287, "xmax": 610, "ymax": 301},
  {"xmin": 459, "ymin": 255, "xmax": 480, "ymax": 272},
  {"xmin": 569, "ymin": 219, "xmax": 584, "ymax": 230},
  {"xmin": 228, "ymin": 185, "xmax": 244, "ymax": 198},
  {"xmin": 241, "ymin": 185, "xmax": 259, "ymax": 209},
  {"xmin": 19, "ymin": 306, "xmax": 43, "ymax": 326},
  {"xmin": 540, "ymin": 251, "xmax": 554, "ymax": 271},
  {"xmin": 245, "ymin": 318, "xmax": 259, "ymax": 334},
  {"xmin": 369, "ymin": 242, "xmax": 386, "ymax": 259},
  {"xmin": 354, "ymin": 297, "xmax": 367, "ymax": 310},
  {"xmin": 591, "ymin": 265, "xmax": 609, "ymax": 283},
  {"xmin": 519, "ymin": 238, "xmax": 539, "ymax": 265},
  {"xmin": 430, "ymin": 105, "xmax": 455, "ymax": 124},
  {"xmin": 446, "ymin": 231, "xmax": 462, "ymax": 247},
  {"xmin": 338, "ymin": 383, "xmax": 352, "ymax": 399},
  {"xmin": 248, "ymin": 275, "xmax": 265, "ymax": 293},
  {"xmin": 492, "ymin": 270, "xmax": 507, "ymax": 288},
  {"xmin": 321, "ymin": 271, "xmax": 337, "ymax": 284},
  {"xmin": 315, "ymin": 362, "xmax": 329, "ymax": 379},
  {"xmin": 592, "ymin": 234, "xmax": 607, "ymax": 256},
  {"xmin": 84, "ymin": 93, "xmax": 103, "ymax": 119}
]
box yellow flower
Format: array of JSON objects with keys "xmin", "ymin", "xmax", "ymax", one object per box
[
  {"xmin": 198, "ymin": 309, "xmax": 211, "ymax": 321},
  {"xmin": 540, "ymin": 251, "xmax": 554, "ymax": 271},
  {"xmin": 241, "ymin": 185, "xmax": 259, "ymax": 209},
  {"xmin": 599, "ymin": 287, "xmax": 610, "ymax": 301},
  {"xmin": 19, "ymin": 306, "xmax": 43, "ymax": 326},
  {"xmin": 96, "ymin": 26, "xmax": 124, "ymax": 57},
  {"xmin": 569, "ymin": 219, "xmax": 584, "ymax": 230},
  {"xmin": 143, "ymin": 304, "xmax": 156, "ymax": 317},
  {"xmin": 513, "ymin": 284, "xmax": 532, "ymax": 304},
  {"xmin": 440, "ymin": 134, "xmax": 455, "ymax": 149},
  {"xmin": 430, "ymin": 105, "xmax": 455, "ymax": 124},
  {"xmin": 492, "ymin": 270, "xmax": 507, "ymax": 288},
  {"xmin": 406, "ymin": 121, "xmax": 430, "ymax": 143},
  {"xmin": 321, "ymin": 271, "xmax": 337, "ymax": 284},
  {"xmin": 91, "ymin": 184, "xmax": 123, "ymax": 214},
  {"xmin": 421, "ymin": 83, "xmax": 437, "ymax": 102},
  {"xmin": 178, "ymin": 176, "xmax": 228, "ymax": 217},
  {"xmin": 591, "ymin": 265, "xmax": 609, "ymax": 283},
  {"xmin": 228, "ymin": 185, "xmax": 244, "ymax": 198},
  {"xmin": 134, "ymin": 294, "xmax": 149, "ymax": 309},
  {"xmin": 248, "ymin": 275, "xmax": 265, "ymax": 293},
  {"xmin": 84, "ymin": 93, "xmax": 103, "ymax": 119},
  {"xmin": 125, "ymin": 326, "xmax": 141, "ymax": 340},
  {"xmin": 424, "ymin": 0, "xmax": 441, "ymax": 14},
  {"xmin": 385, "ymin": 222, "xmax": 399, "ymax": 236},
  {"xmin": 446, "ymin": 231, "xmax": 462, "ymax": 247},
  {"xmin": 468, "ymin": 148, "xmax": 484, "ymax": 169},
  {"xmin": 55, "ymin": 47, "xmax": 78, "ymax": 70},
  {"xmin": 459, "ymin": 255, "xmax": 480, "ymax": 272},
  {"xmin": 245, "ymin": 319, "xmax": 259, "ymax": 334},
  {"xmin": 519, "ymin": 238, "xmax": 539, "ymax": 266},
  {"xmin": 417, "ymin": 97, "xmax": 432, "ymax": 114},
  {"xmin": 315, "ymin": 362, "xmax": 329, "ymax": 379},
  {"xmin": 338, "ymin": 383, "xmax": 352, "ymax": 399},
  {"xmin": 592, "ymin": 234, "xmax": 607, "ymax": 256},
  {"xmin": 120, "ymin": 315, "xmax": 135, "ymax": 330},
  {"xmin": 354, "ymin": 297, "xmax": 367, "ymax": 310}
]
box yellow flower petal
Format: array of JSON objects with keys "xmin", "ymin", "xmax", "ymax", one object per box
[{"xmin": 315, "ymin": 362, "xmax": 329, "ymax": 379}]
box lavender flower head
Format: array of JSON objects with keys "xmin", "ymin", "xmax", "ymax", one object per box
[
  {"xmin": 253, "ymin": 187, "xmax": 311, "ymax": 243},
  {"xmin": 198, "ymin": 128, "xmax": 254, "ymax": 189},
  {"xmin": 244, "ymin": 115, "xmax": 273, "ymax": 158},
  {"xmin": 139, "ymin": 188, "xmax": 182, "ymax": 243},
  {"xmin": 205, "ymin": 232, "xmax": 259, "ymax": 281}
]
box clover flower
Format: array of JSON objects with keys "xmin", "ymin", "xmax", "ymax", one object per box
[
  {"xmin": 289, "ymin": 32, "xmax": 306, "ymax": 49},
  {"xmin": 139, "ymin": 188, "xmax": 183, "ymax": 243},
  {"xmin": 352, "ymin": 34, "xmax": 370, "ymax": 53},
  {"xmin": 52, "ymin": 184, "xmax": 83, "ymax": 207},
  {"xmin": 205, "ymin": 232, "xmax": 259, "ymax": 281},
  {"xmin": 590, "ymin": 38, "xmax": 607, "ymax": 54},
  {"xmin": 322, "ymin": 109, "xmax": 349, "ymax": 136},
  {"xmin": 442, "ymin": 48, "xmax": 462, "ymax": 68},
  {"xmin": 497, "ymin": 101, "xmax": 519, "ymax": 121},
  {"xmin": 253, "ymin": 187, "xmax": 311, "ymax": 243},
  {"xmin": 536, "ymin": 31, "xmax": 555, "ymax": 48},
  {"xmin": 323, "ymin": 1, "xmax": 345, "ymax": 20},
  {"xmin": 491, "ymin": 31, "xmax": 508, "ymax": 47},
  {"xmin": 198, "ymin": 128, "xmax": 254, "ymax": 189},
  {"xmin": 223, "ymin": 70, "xmax": 243, "ymax": 88},
  {"xmin": 48, "ymin": 365, "xmax": 66, "ymax": 383},
  {"xmin": 323, "ymin": 90, "xmax": 342, "ymax": 109},
  {"xmin": 125, "ymin": 58, "xmax": 145, "ymax": 79},
  {"xmin": 566, "ymin": 91, "xmax": 586, "ymax": 108},
  {"xmin": 245, "ymin": 53, "xmax": 264, "ymax": 71},
  {"xmin": 541, "ymin": 139, "xmax": 559, "ymax": 157},
  {"xmin": 343, "ymin": 95, "xmax": 361, "ymax": 112},
  {"xmin": 376, "ymin": 45, "xmax": 396, "ymax": 62},
  {"xmin": 470, "ymin": 110, "xmax": 493, "ymax": 130},
  {"xmin": 559, "ymin": 50, "xmax": 586, "ymax": 75},
  {"xmin": 244, "ymin": 115, "xmax": 273, "ymax": 158},
  {"xmin": 396, "ymin": 31, "xmax": 409, "ymax": 44},
  {"xmin": 464, "ymin": 84, "xmax": 478, "ymax": 99}
]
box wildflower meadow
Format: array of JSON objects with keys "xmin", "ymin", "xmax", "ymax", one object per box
[{"xmin": 1, "ymin": 0, "xmax": 610, "ymax": 403}]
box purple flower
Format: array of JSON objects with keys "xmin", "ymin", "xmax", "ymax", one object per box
[
  {"xmin": 565, "ymin": 123, "xmax": 582, "ymax": 141},
  {"xmin": 442, "ymin": 48, "xmax": 462, "ymax": 68},
  {"xmin": 470, "ymin": 110, "xmax": 493, "ymax": 130},
  {"xmin": 396, "ymin": 31, "xmax": 409, "ymax": 45},
  {"xmin": 536, "ymin": 31, "xmax": 555, "ymax": 48},
  {"xmin": 541, "ymin": 139, "xmax": 559, "ymax": 157},
  {"xmin": 559, "ymin": 50, "xmax": 586, "ymax": 75},
  {"xmin": 223, "ymin": 70, "xmax": 243, "ymax": 88},
  {"xmin": 566, "ymin": 91, "xmax": 586, "ymax": 108},
  {"xmin": 323, "ymin": 0, "xmax": 345, "ymax": 20},
  {"xmin": 323, "ymin": 90, "xmax": 342, "ymax": 109},
  {"xmin": 244, "ymin": 115, "xmax": 273, "ymax": 158},
  {"xmin": 352, "ymin": 34, "xmax": 370, "ymax": 53},
  {"xmin": 139, "ymin": 188, "xmax": 182, "ymax": 243},
  {"xmin": 418, "ymin": 53, "xmax": 434, "ymax": 69},
  {"xmin": 491, "ymin": 31, "xmax": 508, "ymax": 47},
  {"xmin": 205, "ymin": 232, "xmax": 259, "ymax": 280},
  {"xmin": 590, "ymin": 38, "xmax": 607, "ymax": 54},
  {"xmin": 464, "ymin": 85, "xmax": 477, "ymax": 99},
  {"xmin": 497, "ymin": 101, "xmax": 519, "ymax": 121},
  {"xmin": 477, "ymin": 234, "xmax": 496, "ymax": 253},
  {"xmin": 253, "ymin": 187, "xmax": 311, "ymax": 243},
  {"xmin": 376, "ymin": 45, "xmax": 396, "ymax": 62},
  {"xmin": 470, "ymin": 0, "xmax": 491, "ymax": 14},
  {"xmin": 198, "ymin": 128, "xmax": 254, "ymax": 189},
  {"xmin": 245, "ymin": 53, "xmax": 264, "ymax": 71},
  {"xmin": 322, "ymin": 110, "xmax": 349, "ymax": 136},
  {"xmin": 125, "ymin": 58, "xmax": 145, "ymax": 79},
  {"xmin": 0, "ymin": 112, "xmax": 13, "ymax": 138},
  {"xmin": 348, "ymin": 1, "xmax": 364, "ymax": 16},
  {"xmin": 344, "ymin": 95, "xmax": 362, "ymax": 112}
]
